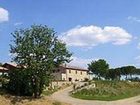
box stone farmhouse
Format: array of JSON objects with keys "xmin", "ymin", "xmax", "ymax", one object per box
[
  {"xmin": 53, "ymin": 65, "xmax": 90, "ymax": 82},
  {"xmin": 0, "ymin": 63, "xmax": 91, "ymax": 82}
]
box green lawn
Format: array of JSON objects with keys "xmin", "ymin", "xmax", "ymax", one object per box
[{"xmin": 71, "ymin": 80, "xmax": 140, "ymax": 101}]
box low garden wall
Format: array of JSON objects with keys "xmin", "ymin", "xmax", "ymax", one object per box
[{"xmin": 49, "ymin": 81, "xmax": 72, "ymax": 89}]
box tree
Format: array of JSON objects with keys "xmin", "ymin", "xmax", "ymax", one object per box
[
  {"xmin": 88, "ymin": 59, "xmax": 109, "ymax": 79},
  {"xmin": 106, "ymin": 68, "xmax": 121, "ymax": 80},
  {"xmin": 120, "ymin": 66, "xmax": 136, "ymax": 80},
  {"xmin": 127, "ymin": 66, "xmax": 136, "ymax": 79},
  {"xmin": 9, "ymin": 25, "xmax": 72, "ymax": 97},
  {"xmin": 135, "ymin": 69, "xmax": 140, "ymax": 75}
]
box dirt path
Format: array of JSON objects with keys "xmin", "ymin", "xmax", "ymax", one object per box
[{"xmin": 51, "ymin": 86, "xmax": 140, "ymax": 105}]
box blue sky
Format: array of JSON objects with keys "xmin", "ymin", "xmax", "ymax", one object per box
[{"xmin": 0, "ymin": 0, "xmax": 140, "ymax": 68}]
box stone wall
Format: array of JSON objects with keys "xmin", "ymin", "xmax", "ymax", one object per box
[{"xmin": 49, "ymin": 81, "xmax": 72, "ymax": 89}]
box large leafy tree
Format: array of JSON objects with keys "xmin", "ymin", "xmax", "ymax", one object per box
[
  {"xmin": 9, "ymin": 25, "xmax": 72, "ymax": 97},
  {"xmin": 88, "ymin": 59, "xmax": 109, "ymax": 79}
]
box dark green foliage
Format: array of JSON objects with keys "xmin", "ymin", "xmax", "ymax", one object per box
[
  {"xmin": 135, "ymin": 69, "xmax": 140, "ymax": 75},
  {"xmin": 8, "ymin": 25, "xmax": 72, "ymax": 97},
  {"xmin": 7, "ymin": 68, "xmax": 33, "ymax": 96},
  {"xmin": 120, "ymin": 66, "xmax": 136, "ymax": 79},
  {"xmin": 106, "ymin": 66, "xmax": 137, "ymax": 80},
  {"xmin": 88, "ymin": 59, "xmax": 109, "ymax": 79},
  {"xmin": 88, "ymin": 58, "xmax": 139, "ymax": 80},
  {"xmin": 106, "ymin": 68, "xmax": 121, "ymax": 80},
  {"xmin": 0, "ymin": 74, "xmax": 9, "ymax": 89}
]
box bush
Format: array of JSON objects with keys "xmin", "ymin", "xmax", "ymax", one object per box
[
  {"xmin": 7, "ymin": 68, "xmax": 33, "ymax": 96},
  {"xmin": 0, "ymin": 74, "xmax": 9, "ymax": 89}
]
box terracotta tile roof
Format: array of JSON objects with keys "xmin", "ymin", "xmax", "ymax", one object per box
[
  {"xmin": 4, "ymin": 62, "xmax": 18, "ymax": 67},
  {"xmin": 60, "ymin": 64, "xmax": 88, "ymax": 71},
  {"xmin": 3, "ymin": 62, "xmax": 26, "ymax": 68}
]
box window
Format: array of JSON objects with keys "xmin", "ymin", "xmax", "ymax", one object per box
[
  {"xmin": 69, "ymin": 70, "xmax": 71, "ymax": 73},
  {"xmin": 81, "ymin": 71, "xmax": 82, "ymax": 75},
  {"xmin": 75, "ymin": 70, "xmax": 77, "ymax": 74}
]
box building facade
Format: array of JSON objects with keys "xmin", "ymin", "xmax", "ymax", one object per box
[
  {"xmin": 53, "ymin": 65, "xmax": 90, "ymax": 82},
  {"xmin": 0, "ymin": 63, "xmax": 91, "ymax": 82}
]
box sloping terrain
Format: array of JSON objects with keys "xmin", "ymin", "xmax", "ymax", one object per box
[{"xmin": 72, "ymin": 81, "xmax": 140, "ymax": 101}]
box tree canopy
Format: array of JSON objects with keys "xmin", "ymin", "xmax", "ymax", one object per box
[
  {"xmin": 9, "ymin": 25, "xmax": 72, "ymax": 97},
  {"xmin": 88, "ymin": 59, "xmax": 109, "ymax": 79},
  {"xmin": 88, "ymin": 59, "xmax": 139, "ymax": 81}
]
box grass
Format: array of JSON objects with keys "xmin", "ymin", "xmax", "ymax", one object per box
[{"xmin": 71, "ymin": 80, "xmax": 140, "ymax": 101}]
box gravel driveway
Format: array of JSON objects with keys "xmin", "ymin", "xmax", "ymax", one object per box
[{"xmin": 51, "ymin": 86, "xmax": 140, "ymax": 105}]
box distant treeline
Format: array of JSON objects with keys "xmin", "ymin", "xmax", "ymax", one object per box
[
  {"xmin": 88, "ymin": 59, "xmax": 140, "ymax": 81},
  {"xmin": 106, "ymin": 66, "xmax": 140, "ymax": 80}
]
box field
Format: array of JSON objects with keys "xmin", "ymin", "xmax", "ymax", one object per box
[
  {"xmin": 0, "ymin": 88, "xmax": 70, "ymax": 105},
  {"xmin": 0, "ymin": 95, "xmax": 70, "ymax": 105},
  {"xmin": 71, "ymin": 80, "xmax": 140, "ymax": 101}
]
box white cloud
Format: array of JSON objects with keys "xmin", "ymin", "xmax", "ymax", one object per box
[
  {"xmin": 60, "ymin": 25, "xmax": 132, "ymax": 47},
  {"xmin": 127, "ymin": 16, "xmax": 140, "ymax": 23},
  {"xmin": 14, "ymin": 22, "xmax": 23, "ymax": 26},
  {"xmin": 0, "ymin": 7, "xmax": 9, "ymax": 23},
  {"xmin": 68, "ymin": 56, "xmax": 98, "ymax": 69}
]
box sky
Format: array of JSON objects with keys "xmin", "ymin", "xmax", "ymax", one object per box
[{"xmin": 0, "ymin": 0, "xmax": 140, "ymax": 69}]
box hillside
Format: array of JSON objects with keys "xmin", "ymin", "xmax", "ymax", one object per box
[{"xmin": 72, "ymin": 81, "xmax": 140, "ymax": 101}]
